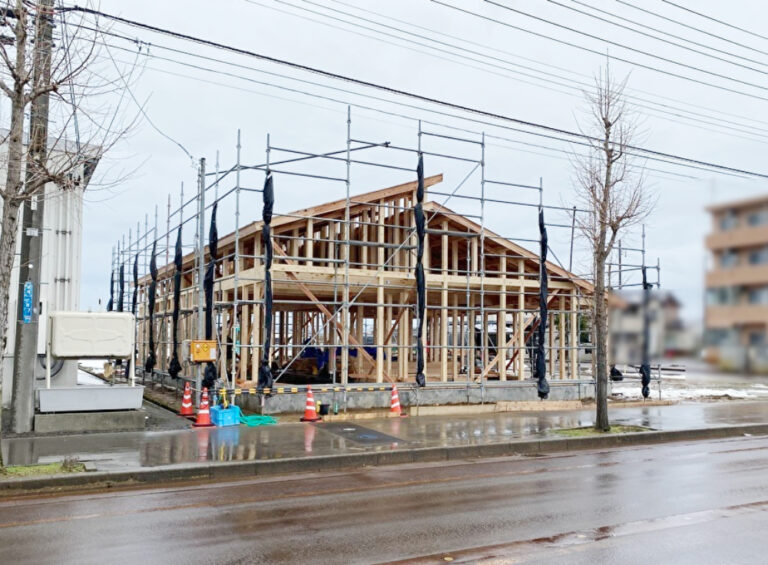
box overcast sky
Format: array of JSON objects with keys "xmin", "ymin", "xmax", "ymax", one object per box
[{"xmin": 76, "ymin": 0, "xmax": 768, "ymax": 322}]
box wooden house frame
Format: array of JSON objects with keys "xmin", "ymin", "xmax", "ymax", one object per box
[{"xmin": 138, "ymin": 174, "xmax": 594, "ymax": 386}]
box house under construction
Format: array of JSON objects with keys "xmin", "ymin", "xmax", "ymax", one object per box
[{"xmin": 137, "ymin": 173, "xmax": 594, "ymax": 389}]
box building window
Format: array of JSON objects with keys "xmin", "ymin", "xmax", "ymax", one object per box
[
  {"xmin": 748, "ymin": 209, "xmax": 768, "ymax": 227},
  {"xmin": 721, "ymin": 249, "xmax": 739, "ymax": 268},
  {"xmin": 748, "ymin": 246, "xmax": 768, "ymax": 265},
  {"xmin": 720, "ymin": 210, "xmax": 738, "ymax": 231},
  {"xmin": 707, "ymin": 286, "xmax": 739, "ymax": 305},
  {"xmin": 748, "ymin": 331, "xmax": 766, "ymax": 347},
  {"xmin": 748, "ymin": 286, "xmax": 768, "ymax": 305}
]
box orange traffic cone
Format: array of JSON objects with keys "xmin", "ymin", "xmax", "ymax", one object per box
[
  {"xmin": 389, "ymin": 385, "xmax": 402, "ymax": 416},
  {"xmin": 193, "ymin": 387, "xmax": 214, "ymax": 427},
  {"xmin": 179, "ymin": 381, "xmax": 194, "ymax": 417},
  {"xmin": 300, "ymin": 386, "xmax": 322, "ymax": 422}
]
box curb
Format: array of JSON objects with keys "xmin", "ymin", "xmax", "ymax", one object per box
[{"xmin": 2, "ymin": 423, "xmax": 767, "ymax": 496}]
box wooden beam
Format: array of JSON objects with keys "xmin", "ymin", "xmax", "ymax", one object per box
[
  {"xmin": 481, "ymin": 290, "xmax": 562, "ymax": 380},
  {"xmin": 271, "ymin": 241, "xmax": 388, "ymax": 380}
]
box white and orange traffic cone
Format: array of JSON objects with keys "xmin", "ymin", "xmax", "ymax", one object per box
[
  {"xmin": 179, "ymin": 381, "xmax": 194, "ymax": 417},
  {"xmin": 389, "ymin": 385, "xmax": 402, "ymax": 416},
  {"xmin": 193, "ymin": 387, "xmax": 214, "ymax": 427},
  {"xmin": 300, "ymin": 386, "xmax": 322, "ymax": 422}
]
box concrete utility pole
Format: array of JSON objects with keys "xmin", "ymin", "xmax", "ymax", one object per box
[{"xmin": 11, "ymin": 0, "xmax": 54, "ymax": 434}]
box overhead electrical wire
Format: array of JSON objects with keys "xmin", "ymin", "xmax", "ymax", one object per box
[
  {"xmin": 661, "ymin": 0, "xmax": 768, "ymax": 44},
  {"xmin": 321, "ymin": 0, "xmax": 768, "ymax": 132},
  {"xmin": 260, "ymin": 0, "xmax": 768, "ymax": 143},
  {"xmin": 546, "ymin": 0, "xmax": 768, "ymax": 76},
  {"xmin": 566, "ymin": 0, "xmax": 768, "ymax": 71},
  {"xmin": 101, "ymin": 44, "xmax": 701, "ymax": 183},
  {"xmin": 431, "ymin": 0, "xmax": 768, "ymax": 106},
  {"xmin": 59, "ymin": 4, "xmax": 768, "ymax": 179},
  {"xmin": 616, "ymin": 0, "xmax": 768, "ymax": 59},
  {"xmin": 481, "ymin": 0, "xmax": 768, "ymax": 94}
]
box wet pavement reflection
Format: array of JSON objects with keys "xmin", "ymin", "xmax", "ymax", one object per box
[{"xmin": 3, "ymin": 400, "xmax": 768, "ymax": 471}]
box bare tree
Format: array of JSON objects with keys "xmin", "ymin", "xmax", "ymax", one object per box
[
  {"xmin": 573, "ymin": 65, "xmax": 653, "ymax": 432},
  {"xmin": 0, "ymin": 0, "xmax": 136, "ymax": 429}
]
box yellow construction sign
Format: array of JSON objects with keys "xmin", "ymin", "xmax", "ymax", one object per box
[{"xmin": 190, "ymin": 340, "xmax": 217, "ymax": 363}]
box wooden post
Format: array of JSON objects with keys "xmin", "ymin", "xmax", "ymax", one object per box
[
  {"xmin": 306, "ymin": 218, "xmax": 314, "ymax": 267},
  {"xmin": 498, "ymin": 255, "xmax": 507, "ymax": 380},
  {"xmin": 517, "ymin": 259, "xmax": 525, "ymax": 379},
  {"xmin": 452, "ymin": 293, "xmax": 459, "ymax": 380},
  {"xmin": 386, "ymin": 295, "xmax": 393, "ymax": 378},
  {"xmin": 376, "ymin": 275, "xmax": 384, "ymax": 383},
  {"xmin": 559, "ymin": 294, "xmax": 566, "ymax": 379},
  {"xmin": 240, "ymin": 301, "xmax": 250, "ymax": 382},
  {"xmin": 441, "ymin": 280, "xmax": 448, "ymax": 382},
  {"xmin": 548, "ymin": 308, "xmax": 555, "ymax": 376},
  {"xmin": 252, "ymin": 283, "xmax": 261, "ymax": 379},
  {"xmin": 361, "ymin": 210, "xmax": 369, "ymax": 269},
  {"xmin": 356, "ymin": 305, "xmax": 364, "ymax": 376},
  {"xmin": 571, "ymin": 293, "xmax": 579, "ymax": 379}
]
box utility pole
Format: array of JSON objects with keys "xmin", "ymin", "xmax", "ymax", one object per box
[{"xmin": 11, "ymin": 0, "xmax": 54, "ymax": 433}]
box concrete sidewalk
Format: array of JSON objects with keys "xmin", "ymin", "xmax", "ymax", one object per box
[{"xmin": 2, "ymin": 400, "xmax": 768, "ymax": 491}]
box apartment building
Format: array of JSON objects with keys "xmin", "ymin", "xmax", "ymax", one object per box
[{"xmin": 705, "ymin": 194, "xmax": 768, "ymax": 372}]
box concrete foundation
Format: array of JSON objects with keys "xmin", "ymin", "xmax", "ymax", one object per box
[
  {"xmin": 33, "ymin": 410, "xmax": 147, "ymax": 434},
  {"xmin": 236, "ymin": 381, "xmax": 595, "ymax": 415}
]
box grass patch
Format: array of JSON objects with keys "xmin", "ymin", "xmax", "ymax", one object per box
[
  {"xmin": 1, "ymin": 457, "xmax": 85, "ymax": 478},
  {"xmin": 552, "ymin": 425, "xmax": 649, "ymax": 437}
]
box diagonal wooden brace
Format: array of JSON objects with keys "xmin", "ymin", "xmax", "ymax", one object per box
[{"xmin": 272, "ymin": 242, "xmax": 390, "ymax": 382}]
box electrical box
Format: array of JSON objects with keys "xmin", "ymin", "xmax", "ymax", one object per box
[
  {"xmin": 190, "ymin": 340, "xmax": 217, "ymax": 363},
  {"xmin": 49, "ymin": 312, "xmax": 134, "ymax": 358}
]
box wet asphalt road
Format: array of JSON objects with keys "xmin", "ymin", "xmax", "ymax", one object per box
[{"xmin": 2, "ymin": 436, "xmax": 768, "ymax": 564}]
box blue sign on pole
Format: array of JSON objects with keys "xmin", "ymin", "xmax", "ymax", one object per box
[{"xmin": 22, "ymin": 281, "xmax": 33, "ymax": 324}]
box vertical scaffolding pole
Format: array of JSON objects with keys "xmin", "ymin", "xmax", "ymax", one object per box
[
  {"xmin": 342, "ymin": 106, "xmax": 351, "ymax": 384},
  {"xmin": 233, "ymin": 130, "xmax": 242, "ymax": 389},
  {"xmin": 479, "ymin": 132, "xmax": 486, "ymax": 395},
  {"xmin": 196, "ymin": 159, "xmax": 206, "ymax": 404}
]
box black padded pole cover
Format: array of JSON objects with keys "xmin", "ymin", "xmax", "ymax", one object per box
[
  {"xmin": 168, "ymin": 227, "xmax": 183, "ymax": 379},
  {"xmin": 535, "ymin": 209, "xmax": 550, "ymax": 399},
  {"xmin": 145, "ymin": 242, "xmax": 157, "ymax": 374},
  {"xmin": 640, "ymin": 267, "xmax": 651, "ymax": 398},
  {"xmin": 258, "ymin": 173, "xmax": 275, "ymax": 390}
]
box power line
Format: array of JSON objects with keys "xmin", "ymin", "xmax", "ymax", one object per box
[
  {"xmin": 568, "ymin": 0, "xmax": 768, "ymax": 71},
  {"xmin": 616, "ymin": 0, "xmax": 768, "ymax": 59},
  {"xmin": 322, "ymin": 0, "xmax": 768, "ymax": 133},
  {"xmin": 244, "ymin": 0, "xmax": 768, "ymax": 143},
  {"xmin": 546, "ymin": 0, "xmax": 768, "ymax": 76},
  {"xmin": 432, "ymin": 0, "xmax": 768, "ymax": 105},
  {"xmin": 266, "ymin": 0, "xmax": 768, "ymax": 142},
  {"xmin": 661, "ymin": 0, "xmax": 768, "ymax": 44},
  {"xmin": 482, "ymin": 0, "xmax": 768, "ymax": 94},
  {"xmin": 60, "ymin": 4, "xmax": 768, "ymax": 179}
]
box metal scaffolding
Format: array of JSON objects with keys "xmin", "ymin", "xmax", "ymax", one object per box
[{"xmin": 106, "ymin": 107, "xmax": 660, "ymax": 401}]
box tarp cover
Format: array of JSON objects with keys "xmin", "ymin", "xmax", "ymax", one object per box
[
  {"xmin": 414, "ymin": 155, "xmax": 426, "ymax": 387},
  {"xmin": 203, "ymin": 201, "xmax": 219, "ymax": 389},
  {"xmin": 640, "ymin": 266, "xmax": 651, "ymax": 398},
  {"xmin": 258, "ymin": 173, "xmax": 275, "ymax": 390},
  {"xmin": 131, "ymin": 253, "xmax": 139, "ymax": 315},
  {"xmin": 106, "ymin": 269, "xmax": 114, "ymax": 312},
  {"xmin": 117, "ymin": 263, "xmax": 125, "ymax": 313},
  {"xmin": 168, "ymin": 227, "xmax": 183, "ymax": 379},
  {"xmin": 534, "ymin": 209, "xmax": 550, "ymax": 400},
  {"xmin": 145, "ymin": 241, "xmax": 157, "ymax": 374}
]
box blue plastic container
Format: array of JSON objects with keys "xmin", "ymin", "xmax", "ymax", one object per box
[{"xmin": 210, "ymin": 404, "xmax": 241, "ymax": 427}]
